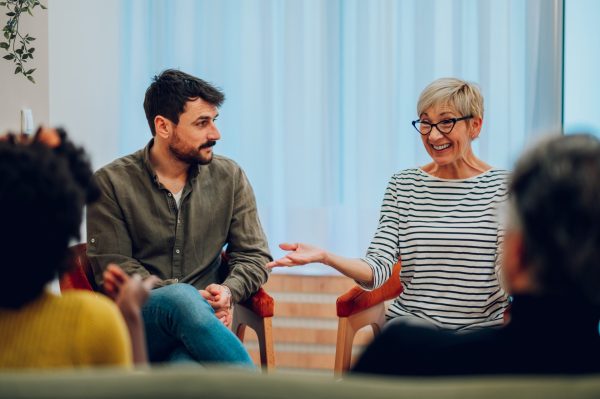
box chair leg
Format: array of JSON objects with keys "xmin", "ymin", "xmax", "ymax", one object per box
[
  {"xmin": 334, "ymin": 317, "xmax": 355, "ymax": 376},
  {"xmin": 234, "ymin": 321, "xmax": 247, "ymax": 342},
  {"xmin": 233, "ymin": 304, "xmax": 275, "ymax": 371},
  {"xmin": 334, "ymin": 303, "xmax": 387, "ymax": 376},
  {"xmin": 255, "ymin": 316, "xmax": 275, "ymax": 371}
]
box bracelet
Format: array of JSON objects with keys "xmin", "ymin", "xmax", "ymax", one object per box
[{"xmin": 221, "ymin": 284, "xmax": 233, "ymax": 309}]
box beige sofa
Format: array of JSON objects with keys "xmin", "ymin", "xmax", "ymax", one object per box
[{"xmin": 1, "ymin": 366, "xmax": 599, "ymax": 399}]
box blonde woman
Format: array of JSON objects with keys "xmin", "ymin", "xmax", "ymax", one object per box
[{"xmin": 269, "ymin": 78, "xmax": 509, "ymax": 331}]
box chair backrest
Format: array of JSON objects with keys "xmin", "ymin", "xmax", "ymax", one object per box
[{"xmin": 59, "ymin": 243, "xmax": 98, "ymax": 292}]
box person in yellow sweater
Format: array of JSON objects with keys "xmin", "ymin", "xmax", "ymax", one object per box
[{"xmin": 0, "ymin": 128, "xmax": 156, "ymax": 369}]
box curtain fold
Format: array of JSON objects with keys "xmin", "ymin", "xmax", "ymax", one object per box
[{"xmin": 118, "ymin": 0, "xmax": 563, "ymax": 274}]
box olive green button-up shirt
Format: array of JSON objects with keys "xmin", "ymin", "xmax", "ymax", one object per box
[{"xmin": 86, "ymin": 140, "xmax": 271, "ymax": 302}]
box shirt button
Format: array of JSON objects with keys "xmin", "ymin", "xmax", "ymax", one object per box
[
  {"xmin": 175, "ymin": 249, "xmax": 181, "ymax": 254},
  {"xmin": 168, "ymin": 193, "xmax": 172, "ymax": 197},
  {"xmin": 90, "ymin": 238, "xmax": 96, "ymax": 243}
]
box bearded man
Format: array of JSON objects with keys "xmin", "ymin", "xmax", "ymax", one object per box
[{"xmin": 87, "ymin": 69, "xmax": 271, "ymax": 365}]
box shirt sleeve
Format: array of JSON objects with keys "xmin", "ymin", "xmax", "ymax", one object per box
[
  {"xmin": 222, "ymin": 166, "xmax": 271, "ymax": 303},
  {"xmin": 359, "ymin": 175, "xmax": 401, "ymax": 290},
  {"xmin": 86, "ymin": 169, "xmax": 162, "ymax": 287},
  {"xmin": 494, "ymin": 180, "xmax": 509, "ymax": 299}
]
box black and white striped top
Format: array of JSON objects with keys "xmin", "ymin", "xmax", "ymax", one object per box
[{"xmin": 361, "ymin": 168, "xmax": 509, "ymax": 330}]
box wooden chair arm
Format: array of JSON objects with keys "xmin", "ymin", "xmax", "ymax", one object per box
[
  {"xmin": 237, "ymin": 287, "xmax": 274, "ymax": 317},
  {"xmin": 335, "ymin": 262, "xmax": 402, "ymax": 317}
]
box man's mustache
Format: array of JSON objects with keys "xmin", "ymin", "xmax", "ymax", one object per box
[{"xmin": 199, "ymin": 141, "xmax": 216, "ymax": 150}]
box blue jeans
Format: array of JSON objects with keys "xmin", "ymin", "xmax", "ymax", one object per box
[{"xmin": 141, "ymin": 283, "xmax": 254, "ymax": 367}]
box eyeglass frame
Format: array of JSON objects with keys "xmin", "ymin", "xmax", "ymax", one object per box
[{"xmin": 411, "ymin": 115, "xmax": 473, "ymax": 136}]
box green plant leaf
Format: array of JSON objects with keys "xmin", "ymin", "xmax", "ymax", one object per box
[{"xmin": 1, "ymin": 0, "xmax": 44, "ymax": 84}]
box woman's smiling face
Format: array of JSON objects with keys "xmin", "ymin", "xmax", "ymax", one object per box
[{"xmin": 419, "ymin": 102, "xmax": 482, "ymax": 169}]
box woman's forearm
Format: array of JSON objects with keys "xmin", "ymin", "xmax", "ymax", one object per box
[
  {"xmin": 120, "ymin": 309, "xmax": 148, "ymax": 365},
  {"xmin": 323, "ymin": 253, "xmax": 374, "ymax": 286}
]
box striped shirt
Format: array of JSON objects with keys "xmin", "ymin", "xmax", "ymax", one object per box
[{"xmin": 361, "ymin": 168, "xmax": 509, "ymax": 330}]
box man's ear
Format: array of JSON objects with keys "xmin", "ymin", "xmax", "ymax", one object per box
[
  {"xmin": 502, "ymin": 230, "xmax": 532, "ymax": 294},
  {"xmin": 154, "ymin": 116, "xmax": 171, "ymax": 139}
]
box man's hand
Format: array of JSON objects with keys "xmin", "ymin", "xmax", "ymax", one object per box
[
  {"xmin": 103, "ymin": 263, "xmax": 160, "ymax": 315},
  {"xmin": 199, "ymin": 284, "xmax": 233, "ymax": 327}
]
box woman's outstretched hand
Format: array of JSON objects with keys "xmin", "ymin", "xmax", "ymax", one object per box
[{"xmin": 266, "ymin": 242, "xmax": 328, "ymax": 269}]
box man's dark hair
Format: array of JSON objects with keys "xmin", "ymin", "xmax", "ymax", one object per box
[
  {"xmin": 143, "ymin": 69, "xmax": 225, "ymax": 136},
  {"xmin": 509, "ymin": 133, "xmax": 600, "ymax": 307},
  {"xmin": 0, "ymin": 129, "xmax": 99, "ymax": 308}
]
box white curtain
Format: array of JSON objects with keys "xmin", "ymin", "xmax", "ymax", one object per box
[
  {"xmin": 564, "ymin": 0, "xmax": 600, "ymax": 136},
  {"xmin": 114, "ymin": 0, "xmax": 563, "ymax": 273}
]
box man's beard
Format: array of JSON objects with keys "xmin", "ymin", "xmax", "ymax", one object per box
[{"xmin": 168, "ymin": 130, "xmax": 216, "ymax": 165}]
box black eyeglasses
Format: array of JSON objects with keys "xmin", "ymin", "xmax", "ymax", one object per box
[{"xmin": 411, "ymin": 115, "xmax": 473, "ymax": 135}]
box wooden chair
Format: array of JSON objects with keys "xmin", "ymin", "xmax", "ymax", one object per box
[
  {"xmin": 333, "ymin": 261, "xmax": 402, "ymax": 375},
  {"xmin": 60, "ymin": 243, "xmax": 276, "ymax": 371}
]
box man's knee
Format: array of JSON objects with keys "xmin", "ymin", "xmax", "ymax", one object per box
[{"xmin": 147, "ymin": 283, "xmax": 213, "ymax": 315}]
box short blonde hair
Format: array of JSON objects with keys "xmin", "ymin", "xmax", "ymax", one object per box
[{"xmin": 416, "ymin": 78, "xmax": 484, "ymax": 120}]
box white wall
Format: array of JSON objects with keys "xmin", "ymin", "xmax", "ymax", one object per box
[
  {"xmin": 48, "ymin": 0, "xmax": 121, "ymax": 169},
  {"xmin": 0, "ymin": 4, "xmax": 49, "ymax": 133}
]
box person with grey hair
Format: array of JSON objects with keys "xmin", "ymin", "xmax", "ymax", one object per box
[
  {"xmin": 352, "ymin": 133, "xmax": 600, "ymax": 375},
  {"xmin": 268, "ymin": 78, "xmax": 509, "ymax": 331}
]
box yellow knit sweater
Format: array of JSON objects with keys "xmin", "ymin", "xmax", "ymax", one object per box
[{"xmin": 0, "ymin": 290, "xmax": 132, "ymax": 369}]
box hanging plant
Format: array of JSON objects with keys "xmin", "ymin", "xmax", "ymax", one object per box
[{"xmin": 0, "ymin": 0, "xmax": 46, "ymax": 83}]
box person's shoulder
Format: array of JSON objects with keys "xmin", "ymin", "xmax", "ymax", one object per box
[
  {"xmin": 352, "ymin": 323, "xmax": 459, "ymax": 375},
  {"xmin": 389, "ymin": 168, "xmax": 422, "ymax": 182},
  {"xmin": 94, "ymin": 149, "xmax": 145, "ymax": 179},
  {"xmin": 61, "ymin": 290, "xmax": 115, "ymax": 305},
  {"xmin": 383, "ymin": 321, "xmax": 456, "ymax": 345},
  {"xmin": 387, "ymin": 168, "xmax": 428, "ymax": 189},
  {"xmin": 205, "ymin": 154, "xmax": 246, "ymax": 180},
  {"xmin": 381, "ymin": 321, "xmax": 500, "ymax": 351},
  {"xmin": 211, "ymin": 154, "xmax": 242, "ymax": 170},
  {"xmin": 476, "ymin": 168, "xmax": 510, "ymax": 190},
  {"xmin": 60, "ymin": 291, "xmax": 121, "ymax": 318},
  {"xmin": 480, "ymin": 168, "xmax": 510, "ymax": 181},
  {"xmin": 354, "ymin": 322, "xmax": 503, "ymax": 376}
]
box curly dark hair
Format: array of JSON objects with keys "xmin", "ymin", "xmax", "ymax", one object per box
[
  {"xmin": 143, "ymin": 69, "xmax": 225, "ymax": 136},
  {"xmin": 509, "ymin": 133, "xmax": 600, "ymax": 307},
  {"xmin": 0, "ymin": 128, "xmax": 99, "ymax": 308}
]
